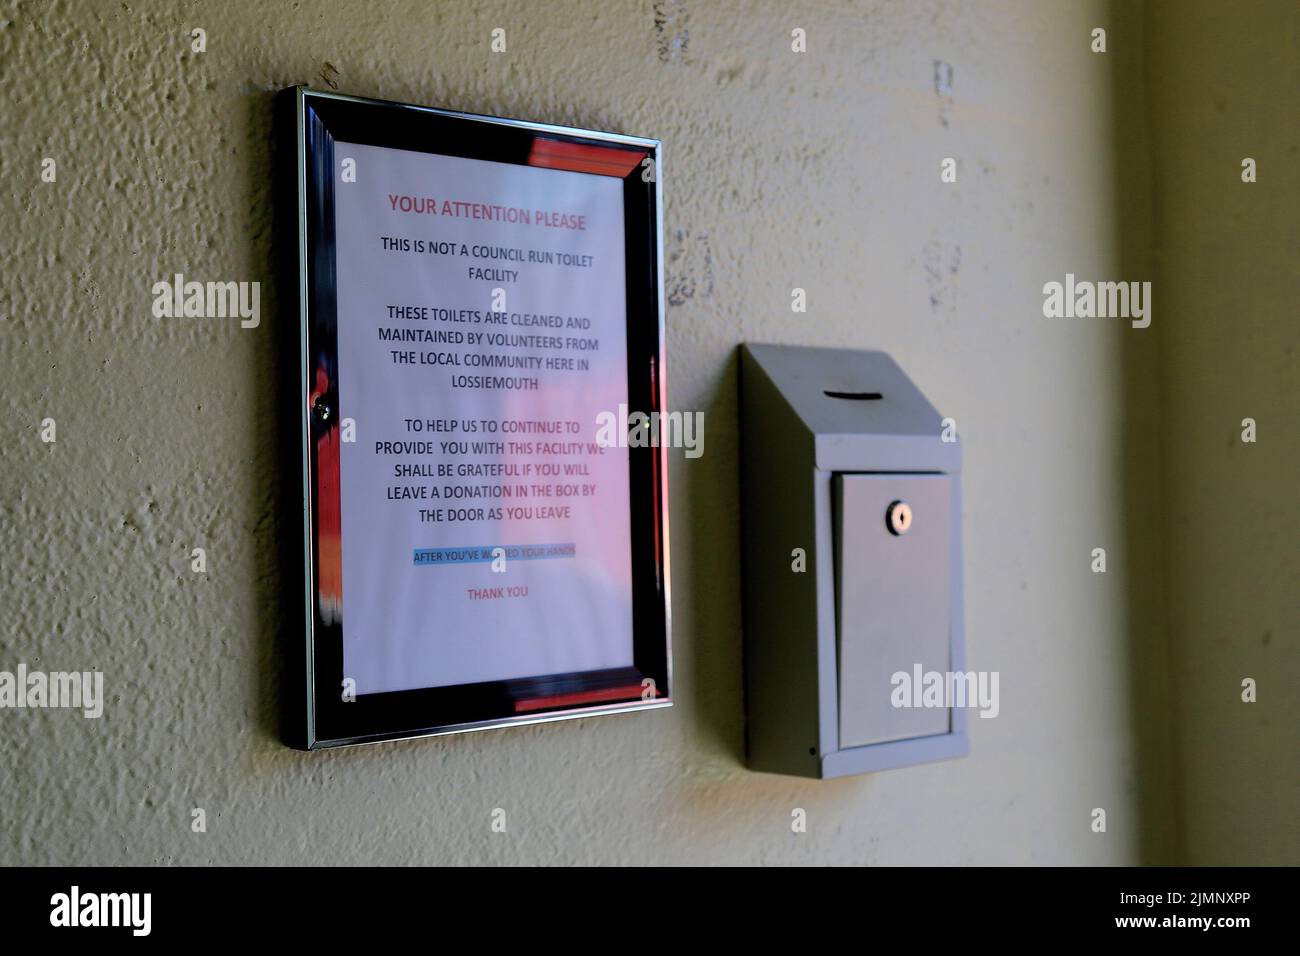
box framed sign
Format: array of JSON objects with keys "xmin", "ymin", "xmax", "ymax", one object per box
[{"xmin": 278, "ymin": 87, "xmax": 670, "ymax": 749}]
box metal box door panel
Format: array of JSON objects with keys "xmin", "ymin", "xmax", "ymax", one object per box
[{"xmin": 834, "ymin": 473, "xmax": 952, "ymax": 748}]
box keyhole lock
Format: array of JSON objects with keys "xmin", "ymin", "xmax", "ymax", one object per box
[{"xmin": 886, "ymin": 500, "xmax": 912, "ymax": 535}]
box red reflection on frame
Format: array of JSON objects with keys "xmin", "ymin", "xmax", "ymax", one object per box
[
  {"xmin": 312, "ymin": 365, "xmax": 343, "ymax": 625},
  {"xmin": 514, "ymin": 683, "xmax": 651, "ymax": 713},
  {"xmin": 527, "ymin": 138, "xmax": 645, "ymax": 178}
]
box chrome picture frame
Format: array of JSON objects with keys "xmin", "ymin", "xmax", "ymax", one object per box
[{"xmin": 277, "ymin": 86, "xmax": 671, "ymax": 749}]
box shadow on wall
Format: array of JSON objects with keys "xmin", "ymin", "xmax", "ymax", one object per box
[
  {"xmin": 1107, "ymin": 0, "xmax": 1181, "ymax": 866},
  {"xmin": 1110, "ymin": 0, "xmax": 1300, "ymax": 865},
  {"xmin": 687, "ymin": 349, "xmax": 745, "ymax": 764},
  {"xmin": 1144, "ymin": 0, "xmax": 1300, "ymax": 866},
  {"xmin": 245, "ymin": 88, "xmax": 293, "ymax": 747}
]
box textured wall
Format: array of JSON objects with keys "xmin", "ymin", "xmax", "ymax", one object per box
[
  {"xmin": 1, "ymin": 0, "xmax": 1175, "ymax": 864},
  {"xmin": 1147, "ymin": 0, "xmax": 1300, "ymax": 866}
]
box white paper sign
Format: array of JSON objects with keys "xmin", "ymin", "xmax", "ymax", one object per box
[{"xmin": 333, "ymin": 142, "xmax": 633, "ymax": 694}]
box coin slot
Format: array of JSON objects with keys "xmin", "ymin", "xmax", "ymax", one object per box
[{"xmin": 824, "ymin": 389, "xmax": 882, "ymax": 401}]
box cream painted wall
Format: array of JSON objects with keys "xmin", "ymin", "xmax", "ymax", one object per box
[{"xmin": 0, "ymin": 0, "xmax": 1190, "ymax": 864}]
